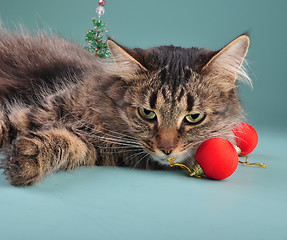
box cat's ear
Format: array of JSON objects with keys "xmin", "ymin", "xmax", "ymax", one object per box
[
  {"xmin": 202, "ymin": 34, "xmax": 250, "ymax": 84},
  {"xmin": 107, "ymin": 39, "xmax": 147, "ymax": 77}
]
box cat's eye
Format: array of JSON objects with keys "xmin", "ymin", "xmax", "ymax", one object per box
[
  {"xmin": 185, "ymin": 113, "xmax": 206, "ymax": 124},
  {"xmin": 138, "ymin": 107, "xmax": 156, "ymax": 120}
]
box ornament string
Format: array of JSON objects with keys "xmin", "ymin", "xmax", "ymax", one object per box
[
  {"xmin": 168, "ymin": 158, "xmax": 202, "ymax": 178},
  {"xmin": 239, "ymin": 155, "xmax": 267, "ymax": 168}
]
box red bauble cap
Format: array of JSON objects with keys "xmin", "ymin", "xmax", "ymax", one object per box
[
  {"xmin": 195, "ymin": 138, "xmax": 239, "ymax": 180},
  {"xmin": 232, "ymin": 123, "xmax": 258, "ymax": 155}
]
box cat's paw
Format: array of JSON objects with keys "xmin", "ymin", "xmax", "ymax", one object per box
[{"xmin": 3, "ymin": 136, "xmax": 41, "ymax": 186}]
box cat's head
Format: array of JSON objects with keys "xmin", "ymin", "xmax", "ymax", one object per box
[{"xmin": 106, "ymin": 35, "xmax": 250, "ymax": 165}]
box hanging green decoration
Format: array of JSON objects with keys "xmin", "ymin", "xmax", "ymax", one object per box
[{"xmin": 84, "ymin": 0, "xmax": 110, "ymax": 58}]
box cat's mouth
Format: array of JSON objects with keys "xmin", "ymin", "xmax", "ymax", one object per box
[
  {"xmin": 150, "ymin": 150, "xmax": 193, "ymax": 166},
  {"xmin": 139, "ymin": 140, "xmax": 196, "ymax": 166}
]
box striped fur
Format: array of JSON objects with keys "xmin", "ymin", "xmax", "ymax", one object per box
[{"xmin": 0, "ymin": 32, "xmax": 250, "ymax": 186}]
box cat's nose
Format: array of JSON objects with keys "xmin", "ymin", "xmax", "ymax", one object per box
[{"xmin": 161, "ymin": 149, "xmax": 173, "ymax": 156}]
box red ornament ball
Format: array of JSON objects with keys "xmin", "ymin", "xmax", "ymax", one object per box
[
  {"xmin": 232, "ymin": 123, "xmax": 258, "ymax": 155},
  {"xmin": 195, "ymin": 138, "xmax": 239, "ymax": 180},
  {"xmin": 98, "ymin": 0, "xmax": 106, "ymax": 6}
]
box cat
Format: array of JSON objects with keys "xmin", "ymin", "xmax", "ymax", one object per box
[{"xmin": 0, "ymin": 30, "xmax": 251, "ymax": 186}]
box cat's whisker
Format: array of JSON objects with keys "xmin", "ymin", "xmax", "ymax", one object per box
[
  {"xmin": 73, "ymin": 118, "xmax": 139, "ymax": 142},
  {"xmin": 94, "ymin": 135, "xmax": 141, "ymax": 146},
  {"xmin": 91, "ymin": 128, "xmax": 138, "ymax": 141},
  {"xmin": 126, "ymin": 150, "xmax": 147, "ymax": 164},
  {"xmin": 133, "ymin": 152, "xmax": 150, "ymax": 169},
  {"xmin": 98, "ymin": 134, "xmax": 139, "ymax": 145},
  {"xmin": 124, "ymin": 148, "xmax": 150, "ymax": 167},
  {"xmin": 145, "ymin": 155, "xmax": 151, "ymax": 169},
  {"xmin": 101, "ymin": 148, "xmax": 143, "ymax": 155},
  {"xmin": 73, "ymin": 127, "xmax": 143, "ymax": 148},
  {"xmin": 87, "ymin": 135, "xmax": 143, "ymax": 149},
  {"xmin": 72, "ymin": 122, "xmax": 142, "ymax": 147},
  {"xmin": 93, "ymin": 145, "xmax": 141, "ymax": 150},
  {"xmin": 94, "ymin": 127, "xmax": 138, "ymax": 141},
  {"xmin": 139, "ymin": 141, "xmax": 155, "ymax": 153},
  {"xmin": 96, "ymin": 138, "xmax": 142, "ymax": 148}
]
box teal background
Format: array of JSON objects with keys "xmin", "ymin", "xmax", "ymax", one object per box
[{"xmin": 0, "ymin": 1, "xmax": 287, "ymax": 240}]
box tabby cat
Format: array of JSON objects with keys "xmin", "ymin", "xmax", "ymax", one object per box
[{"xmin": 0, "ymin": 31, "xmax": 250, "ymax": 186}]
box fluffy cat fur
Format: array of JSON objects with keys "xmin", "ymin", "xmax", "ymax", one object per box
[{"xmin": 0, "ymin": 30, "xmax": 250, "ymax": 186}]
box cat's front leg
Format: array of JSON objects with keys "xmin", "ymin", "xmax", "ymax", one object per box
[
  {"xmin": 2, "ymin": 128, "xmax": 97, "ymax": 186},
  {"xmin": 0, "ymin": 107, "xmax": 31, "ymax": 148}
]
